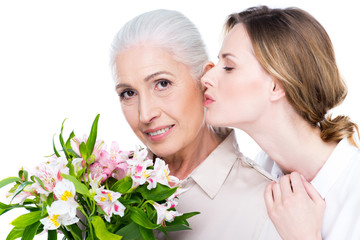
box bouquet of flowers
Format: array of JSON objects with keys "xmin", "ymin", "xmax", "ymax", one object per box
[{"xmin": 0, "ymin": 114, "xmax": 198, "ymax": 240}]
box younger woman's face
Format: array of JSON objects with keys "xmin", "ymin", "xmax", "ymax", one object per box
[
  {"xmin": 201, "ymin": 23, "xmax": 273, "ymax": 129},
  {"xmin": 115, "ymin": 46, "xmax": 205, "ymax": 157}
]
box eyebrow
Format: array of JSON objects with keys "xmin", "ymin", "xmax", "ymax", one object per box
[
  {"xmin": 218, "ymin": 53, "xmax": 235, "ymax": 59},
  {"xmin": 115, "ymin": 71, "xmax": 174, "ymax": 90}
]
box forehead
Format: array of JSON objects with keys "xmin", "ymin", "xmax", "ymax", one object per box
[
  {"xmin": 221, "ymin": 23, "xmax": 253, "ymax": 53},
  {"xmin": 115, "ymin": 46, "xmax": 184, "ymax": 83}
]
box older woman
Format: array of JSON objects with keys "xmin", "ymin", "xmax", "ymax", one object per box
[
  {"xmin": 110, "ymin": 9, "xmax": 280, "ymax": 239},
  {"xmin": 202, "ymin": 5, "xmax": 360, "ymax": 240}
]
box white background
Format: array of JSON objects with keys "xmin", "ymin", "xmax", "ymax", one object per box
[{"xmin": 0, "ymin": 0, "xmax": 359, "ymax": 239}]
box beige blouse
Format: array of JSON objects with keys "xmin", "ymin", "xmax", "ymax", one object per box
[{"xmin": 160, "ymin": 128, "xmax": 280, "ymax": 239}]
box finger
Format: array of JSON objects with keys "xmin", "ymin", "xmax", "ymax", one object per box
[
  {"xmin": 290, "ymin": 172, "xmax": 307, "ymax": 195},
  {"xmin": 264, "ymin": 182, "xmax": 275, "ymax": 210},
  {"xmin": 300, "ymin": 175, "xmax": 324, "ymax": 205},
  {"xmin": 279, "ymin": 174, "xmax": 293, "ymax": 200},
  {"xmin": 272, "ymin": 181, "xmax": 282, "ymax": 203}
]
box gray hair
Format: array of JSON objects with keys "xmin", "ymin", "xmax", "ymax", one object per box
[{"xmin": 110, "ymin": 9, "xmax": 209, "ymax": 81}]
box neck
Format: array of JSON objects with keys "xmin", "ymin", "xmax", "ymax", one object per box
[
  {"xmin": 163, "ymin": 124, "xmax": 222, "ymax": 180},
  {"xmin": 239, "ymin": 104, "xmax": 337, "ymax": 181}
]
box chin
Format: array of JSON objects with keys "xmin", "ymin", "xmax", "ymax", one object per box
[
  {"xmin": 148, "ymin": 145, "xmax": 178, "ymax": 160},
  {"xmin": 205, "ymin": 114, "xmax": 225, "ymax": 127}
]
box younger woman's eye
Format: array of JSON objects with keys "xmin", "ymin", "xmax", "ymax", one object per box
[
  {"xmin": 119, "ymin": 90, "xmax": 136, "ymax": 100},
  {"xmin": 223, "ymin": 66, "xmax": 234, "ymax": 72},
  {"xmin": 155, "ymin": 80, "xmax": 171, "ymax": 90}
]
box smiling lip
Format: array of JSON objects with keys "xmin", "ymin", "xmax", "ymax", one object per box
[
  {"xmin": 204, "ymin": 93, "xmax": 215, "ymax": 106},
  {"xmin": 144, "ymin": 125, "xmax": 175, "ymax": 141}
]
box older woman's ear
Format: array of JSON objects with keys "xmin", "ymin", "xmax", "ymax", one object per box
[{"xmin": 202, "ymin": 61, "xmax": 215, "ymax": 76}]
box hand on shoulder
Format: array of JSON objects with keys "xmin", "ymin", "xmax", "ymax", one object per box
[{"xmin": 264, "ymin": 172, "xmax": 325, "ymax": 240}]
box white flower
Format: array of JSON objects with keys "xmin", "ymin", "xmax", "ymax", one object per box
[
  {"xmin": 89, "ymin": 173, "xmax": 102, "ymax": 196},
  {"xmin": 72, "ymin": 158, "xmax": 84, "ymax": 175},
  {"xmin": 94, "ymin": 189, "xmax": 126, "ymax": 222},
  {"xmin": 46, "ymin": 156, "xmax": 69, "ymax": 174},
  {"xmin": 53, "ymin": 179, "xmax": 78, "ymax": 216},
  {"xmin": 40, "ymin": 201, "xmax": 79, "ymax": 230},
  {"xmin": 152, "ymin": 202, "xmax": 182, "ymax": 225}
]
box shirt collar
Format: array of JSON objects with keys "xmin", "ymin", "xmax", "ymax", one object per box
[
  {"xmin": 311, "ymin": 138, "xmax": 358, "ymax": 198},
  {"xmin": 186, "ymin": 128, "xmax": 239, "ymax": 199}
]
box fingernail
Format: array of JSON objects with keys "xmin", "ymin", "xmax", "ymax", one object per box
[{"xmin": 300, "ymin": 174, "xmax": 306, "ymax": 181}]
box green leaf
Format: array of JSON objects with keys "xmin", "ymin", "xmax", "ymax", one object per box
[
  {"xmin": 67, "ymin": 149, "xmax": 81, "ymax": 158},
  {"xmin": 129, "ymin": 207, "xmax": 160, "ymax": 230},
  {"xmin": 91, "ymin": 216, "xmax": 122, "ymax": 240},
  {"xmin": 111, "ymin": 176, "xmax": 132, "ymax": 194},
  {"xmin": 177, "ymin": 211, "xmax": 200, "ymax": 222},
  {"xmin": 0, "ymin": 202, "xmax": 37, "ymax": 216},
  {"xmin": 144, "ymin": 204, "xmax": 156, "ymax": 220},
  {"xmin": 66, "ymin": 131, "xmax": 75, "ymax": 150},
  {"xmin": 79, "ymin": 142, "xmax": 87, "ymax": 160},
  {"xmin": 21, "ymin": 221, "xmax": 42, "ymax": 240},
  {"xmin": 47, "ymin": 230, "xmax": 57, "ymax": 240},
  {"xmin": 160, "ymin": 211, "xmax": 200, "ymax": 233},
  {"xmin": 115, "ymin": 222, "xmax": 141, "ymax": 239},
  {"xmin": 11, "ymin": 211, "xmax": 43, "ymax": 228},
  {"xmin": 11, "ymin": 181, "xmax": 33, "ymax": 202},
  {"xmin": 61, "ymin": 174, "xmax": 90, "ymax": 197},
  {"xmin": 59, "ymin": 118, "xmax": 70, "ymax": 159},
  {"xmin": 165, "ymin": 211, "xmax": 200, "ymax": 228},
  {"xmin": 120, "ymin": 198, "xmax": 142, "ymax": 206},
  {"xmin": 86, "ymin": 114, "xmax": 100, "ymax": 158},
  {"xmin": 47, "ymin": 192, "xmax": 54, "ymax": 206},
  {"xmin": 0, "ymin": 177, "xmax": 21, "ymax": 189},
  {"xmin": 52, "ymin": 134, "xmax": 61, "ymax": 157},
  {"xmin": 8, "ymin": 182, "xmax": 20, "ymax": 194},
  {"xmin": 66, "ymin": 223, "xmax": 82, "ymax": 240},
  {"xmin": 138, "ymin": 225, "xmax": 156, "ymax": 240},
  {"xmin": 161, "ymin": 224, "xmax": 191, "ymax": 232},
  {"xmin": 0, "ymin": 202, "xmax": 8, "ymax": 209},
  {"xmin": 18, "ymin": 170, "xmax": 28, "ymax": 182},
  {"xmin": 30, "ymin": 175, "xmax": 47, "ymax": 192},
  {"xmin": 6, "ymin": 227, "xmax": 24, "ymax": 240},
  {"xmin": 136, "ymin": 184, "xmax": 177, "ymax": 201}
]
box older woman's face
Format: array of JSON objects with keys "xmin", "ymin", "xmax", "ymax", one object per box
[{"xmin": 115, "ymin": 46, "xmax": 205, "ymax": 157}]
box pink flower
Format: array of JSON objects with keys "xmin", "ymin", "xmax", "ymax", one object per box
[
  {"xmin": 152, "ymin": 202, "xmax": 182, "ymax": 225},
  {"xmin": 94, "ymin": 189, "xmax": 125, "ymax": 222},
  {"xmin": 87, "ymin": 141, "xmax": 130, "ymax": 182},
  {"xmin": 9, "ymin": 190, "xmax": 33, "ymax": 204},
  {"xmin": 89, "ymin": 162, "xmax": 108, "ymax": 182},
  {"xmin": 32, "ymin": 156, "xmax": 69, "ymax": 195},
  {"xmin": 98, "ymin": 142, "xmax": 130, "ymax": 180},
  {"xmin": 71, "ymin": 135, "xmax": 104, "ymax": 161},
  {"xmin": 126, "ymin": 146, "xmax": 153, "ymax": 188},
  {"xmin": 111, "ymin": 162, "xmax": 128, "ymax": 181},
  {"xmin": 146, "ymin": 158, "xmax": 179, "ymax": 190}
]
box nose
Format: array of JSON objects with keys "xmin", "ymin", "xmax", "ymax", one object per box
[
  {"xmin": 201, "ymin": 68, "xmax": 215, "ymax": 88},
  {"xmin": 139, "ymin": 96, "xmax": 161, "ymax": 124}
]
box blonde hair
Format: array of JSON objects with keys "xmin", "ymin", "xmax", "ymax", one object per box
[{"xmin": 225, "ymin": 5, "xmax": 358, "ymax": 146}]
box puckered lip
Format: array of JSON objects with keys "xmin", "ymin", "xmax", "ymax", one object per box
[
  {"xmin": 143, "ymin": 124, "xmax": 175, "ymax": 134},
  {"xmin": 204, "ymin": 93, "xmax": 214, "ymax": 102},
  {"xmin": 204, "ymin": 93, "xmax": 215, "ymax": 107}
]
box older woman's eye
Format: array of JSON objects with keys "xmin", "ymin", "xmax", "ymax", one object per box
[
  {"xmin": 119, "ymin": 90, "xmax": 137, "ymax": 100},
  {"xmin": 155, "ymin": 80, "xmax": 171, "ymax": 91}
]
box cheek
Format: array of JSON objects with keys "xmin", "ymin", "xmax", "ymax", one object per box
[
  {"xmin": 215, "ymin": 75, "xmax": 268, "ymax": 125},
  {"xmin": 166, "ymin": 85, "xmax": 204, "ymax": 128},
  {"xmin": 121, "ymin": 104, "xmax": 140, "ymax": 133}
]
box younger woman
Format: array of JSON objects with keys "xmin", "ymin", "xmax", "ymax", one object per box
[{"xmin": 202, "ymin": 5, "xmax": 360, "ymax": 239}]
